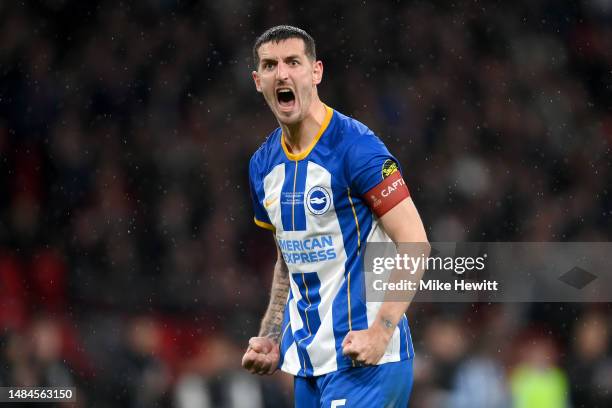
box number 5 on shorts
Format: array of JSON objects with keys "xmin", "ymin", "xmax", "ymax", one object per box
[{"xmin": 331, "ymin": 399, "xmax": 346, "ymax": 407}]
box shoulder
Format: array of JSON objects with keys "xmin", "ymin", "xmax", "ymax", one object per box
[
  {"xmin": 331, "ymin": 109, "xmax": 374, "ymax": 139},
  {"xmin": 249, "ymin": 127, "xmax": 283, "ymax": 177},
  {"xmin": 328, "ymin": 110, "xmax": 388, "ymax": 163},
  {"xmin": 330, "ymin": 109, "xmax": 384, "ymax": 153}
]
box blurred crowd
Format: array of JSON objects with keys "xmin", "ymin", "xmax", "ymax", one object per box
[{"xmin": 0, "ymin": 0, "xmax": 611, "ymax": 407}]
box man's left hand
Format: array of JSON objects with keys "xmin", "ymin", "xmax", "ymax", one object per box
[{"xmin": 341, "ymin": 326, "xmax": 392, "ymax": 365}]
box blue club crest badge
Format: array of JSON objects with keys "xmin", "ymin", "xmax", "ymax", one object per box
[{"xmin": 306, "ymin": 186, "xmax": 331, "ymax": 215}]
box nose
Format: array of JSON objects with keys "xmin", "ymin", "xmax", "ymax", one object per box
[{"xmin": 276, "ymin": 61, "xmax": 289, "ymax": 81}]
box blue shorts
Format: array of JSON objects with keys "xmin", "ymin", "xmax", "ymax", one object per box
[{"xmin": 294, "ymin": 359, "xmax": 413, "ymax": 408}]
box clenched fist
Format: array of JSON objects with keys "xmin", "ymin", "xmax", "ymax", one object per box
[
  {"xmin": 342, "ymin": 326, "xmax": 392, "ymax": 366},
  {"xmin": 241, "ymin": 336, "xmax": 280, "ymax": 375}
]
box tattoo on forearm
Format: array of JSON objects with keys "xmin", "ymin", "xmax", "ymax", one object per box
[
  {"xmin": 258, "ymin": 258, "xmax": 290, "ymax": 342},
  {"xmin": 380, "ymin": 316, "xmax": 394, "ymax": 330}
]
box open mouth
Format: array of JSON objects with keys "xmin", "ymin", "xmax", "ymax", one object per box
[{"xmin": 276, "ymin": 88, "xmax": 296, "ymax": 110}]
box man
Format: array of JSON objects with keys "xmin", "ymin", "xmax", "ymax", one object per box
[{"xmin": 242, "ymin": 25, "xmax": 428, "ymax": 407}]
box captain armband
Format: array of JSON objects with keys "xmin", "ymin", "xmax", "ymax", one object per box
[{"xmin": 363, "ymin": 171, "xmax": 410, "ymax": 217}]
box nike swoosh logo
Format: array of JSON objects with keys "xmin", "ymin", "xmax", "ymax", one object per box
[{"xmin": 264, "ymin": 197, "xmax": 278, "ymax": 208}]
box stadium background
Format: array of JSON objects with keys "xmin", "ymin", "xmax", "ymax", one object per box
[{"xmin": 1, "ymin": 0, "xmax": 611, "ymax": 407}]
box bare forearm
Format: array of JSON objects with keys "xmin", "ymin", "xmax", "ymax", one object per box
[
  {"xmin": 258, "ymin": 257, "xmax": 290, "ymax": 342},
  {"xmin": 374, "ymin": 240, "xmax": 429, "ymax": 336},
  {"xmin": 371, "ymin": 301, "xmax": 410, "ymax": 341},
  {"xmin": 376, "ymin": 198, "xmax": 429, "ymax": 339}
]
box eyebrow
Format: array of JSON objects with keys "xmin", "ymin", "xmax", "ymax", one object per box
[
  {"xmin": 283, "ymin": 55, "xmax": 301, "ymax": 61},
  {"xmin": 260, "ymin": 58, "xmax": 277, "ymax": 66},
  {"xmin": 259, "ymin": 55, "xmax": 302, "ymax": 65}
]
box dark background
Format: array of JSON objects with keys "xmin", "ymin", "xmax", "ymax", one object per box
[{"xmin": 0, "ymin": 0, "xmax": 611, "ymax": 407}]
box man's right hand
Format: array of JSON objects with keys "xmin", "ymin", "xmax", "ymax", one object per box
[{"xmin": 241, "ymin": 336, "xmax": 280, "ymax": 375}]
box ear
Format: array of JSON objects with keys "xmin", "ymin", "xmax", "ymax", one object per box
[
  {"xmin": 312, "ymin": 60, "xmax": 323, "ymax": 85},
  {"xmin": 252, "ymin": 70, "xmax": 262, "ymax": 93}
]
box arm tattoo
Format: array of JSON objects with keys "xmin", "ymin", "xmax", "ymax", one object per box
[
  {"xmin": 380, "ymin": 316, "xmax": 394, "ymax": 330},
  {"xmin": 258, "ymin": 257, "xmax": 290, "ymax": 342}
]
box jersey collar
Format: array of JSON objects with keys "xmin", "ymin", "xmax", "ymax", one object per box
[{"xmin": 281, "ymin": 104, "xmax": 333, "ymax": 161}]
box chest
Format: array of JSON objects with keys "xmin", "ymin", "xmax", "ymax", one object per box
[{"xmin": 261, "ymin": 160, "xmax": 351, "ymax": 234}]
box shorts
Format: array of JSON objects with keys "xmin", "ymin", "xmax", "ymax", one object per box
[{"xmin": 294, "ymin": 359, "xmax": 414, "ymax": 408}]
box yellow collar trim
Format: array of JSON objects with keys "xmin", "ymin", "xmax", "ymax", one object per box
[{"xmin": 281, "ymin": 105, "xmax": 333, "ymax": 161}]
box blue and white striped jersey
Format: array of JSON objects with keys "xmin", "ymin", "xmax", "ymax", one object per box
[{"xmin": 249, "ymin": 105, "xmax": 414, "ymax": 377}]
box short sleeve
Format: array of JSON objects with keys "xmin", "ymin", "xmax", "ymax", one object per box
[
  {"xmin": 346, "ymin": 133, "xmax": 410, "ymax": 216},
  {"xmin": 249, "ymin": 157, "xmax": 275, "ymax": 231},
  {"xmin": 347, "ymin": 134, "xmax": 403, "ymax": 195}
]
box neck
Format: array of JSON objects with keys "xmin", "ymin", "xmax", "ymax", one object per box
[{"xmin": 281, "ymin": 98, "xmax": 326, "ymax": 155}]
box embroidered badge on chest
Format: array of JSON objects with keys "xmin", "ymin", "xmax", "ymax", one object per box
[{"xmin": 306, "ymin": 186, "xmax": 331, "ymax": 215}]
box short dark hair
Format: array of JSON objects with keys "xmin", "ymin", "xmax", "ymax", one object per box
[{"xmin": 252, "ymin": 25, "xmax": 316, "ymax": 68}]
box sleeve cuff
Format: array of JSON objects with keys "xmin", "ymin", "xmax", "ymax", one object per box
[{"xmin": 253, "ymin": 217, "xmax": 275, "ymax": 231}]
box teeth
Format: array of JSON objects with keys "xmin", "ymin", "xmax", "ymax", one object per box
[{"xmin": 278, "ymin": 89, "xmax": 292, "ymax": 93}]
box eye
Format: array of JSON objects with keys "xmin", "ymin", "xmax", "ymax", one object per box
[
  {"xmin": 289, "ymin": 60, "xmax": 299, "ymax": 66},
  {"xmin": 263, "ymin": 62, "xmax": 275, "ymax": 70}
]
